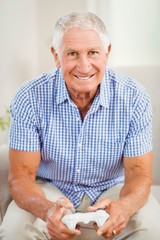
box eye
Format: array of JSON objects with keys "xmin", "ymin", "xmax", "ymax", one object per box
[
  {"xmin": 88, "ymin": 50, "xmax": 99, "ymax": 56},
  {"xmin": 68, "ymin": 51, "xmax": 78, "ymax": 57}
]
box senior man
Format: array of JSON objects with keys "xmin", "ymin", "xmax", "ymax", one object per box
[{"xmin": 0, "ymin": 12, "xmax": 160, "ymax": 240}]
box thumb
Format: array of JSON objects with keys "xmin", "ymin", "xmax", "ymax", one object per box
[
  {"xmin": 56, "ymin": 197, "xmax": 74, "ymax": 208},
  {"xmin": 55, "ymin": 197, "xmax": 75, "ymax": 218},
  {"xmin": 88, "ymin": 198, "xmax": 112, "ymax": 212}
]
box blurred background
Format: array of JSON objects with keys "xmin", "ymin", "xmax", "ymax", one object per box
[
  {"xmin": 0, "ymin": 0, "xmax": 159, "ymax": 113},
  {"xmin": 0, "ymin": 0, "xmax": 160, "ymax": 183}
]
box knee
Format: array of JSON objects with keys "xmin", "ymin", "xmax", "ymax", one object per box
[
  {"xmin": 130, "ymin": 224, "xmax": 160, "ymax": 239},
  {"xmin": 124, "ymin": 204, "xmax": 160, "ymax": 239},
  {"xmin": 140, "ymin": 197, "xmax": 160, "ymax": 237},
  {"xmin": 0, "ymin": 219, "xmax": 49, "ymax": 240},
  {"xmin": 141, "ymin": 215, "xmax": 160, "ymax": 237},
  {"xmin": 0, "ymin": 221, "xmax": 26, "ymax": 240},
  {"xmin": 0, "ymin": 203, "xmax": 36, "ymax": 240}
]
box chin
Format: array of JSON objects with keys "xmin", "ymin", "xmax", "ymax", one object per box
[{"xmin": 79, "ymin": 86, "xmax": 98, "ymax": 93}]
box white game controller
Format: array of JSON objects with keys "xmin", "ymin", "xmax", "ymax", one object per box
[{"xmin": 62, "ymin": 209, "xmax": 109, "ymax": 230}]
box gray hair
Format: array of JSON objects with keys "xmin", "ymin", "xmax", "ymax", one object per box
[{"xmin": 52, "ymin": 12, "xmax": 110, "ymax": 54}]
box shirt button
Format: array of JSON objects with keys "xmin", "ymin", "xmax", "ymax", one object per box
[
  {"xmin": 78, "ymin": 142, "xmax": 82, "ymax": 149},
  {"xmin": 76, "ymin": 169, "xmax": 80, "ymax": 173},
  {"xmin": 76, "ymin": 117, "xmax": 80, "ymax": 121}
]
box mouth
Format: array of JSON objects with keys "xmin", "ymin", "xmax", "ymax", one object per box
[{"xmin": 74, "ymin": 74, "xmax": 94, "ymax": 81}]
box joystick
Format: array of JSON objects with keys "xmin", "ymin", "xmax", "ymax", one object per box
[{"xmin": 62, "ymin": 209, "xmax": 109, "ymax": 230}]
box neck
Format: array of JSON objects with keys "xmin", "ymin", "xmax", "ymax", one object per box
[{"xmin": 69, "ymin": 87, "xmax": 99, "ymax": 120}]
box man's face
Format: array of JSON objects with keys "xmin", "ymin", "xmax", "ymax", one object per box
[{"xmin": 52, "ymin": 28, "xmax": 111, "ymax": 95}]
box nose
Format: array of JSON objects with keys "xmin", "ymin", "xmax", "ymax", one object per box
[{"xmin": 76, "ymin": 55, "xmax": 92, "ymax": 74}]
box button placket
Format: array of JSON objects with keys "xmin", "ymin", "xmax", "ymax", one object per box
[{"xmin": 74, "ymin": 121, "xmax": 86, "ymax": 182}]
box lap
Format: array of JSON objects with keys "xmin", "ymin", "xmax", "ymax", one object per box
[
  {"xmin": 0, "ymin": 181, "xmax": 66, "ymax": 240},
  {"xmin": 75, "ymin": 184, "xmax": 160, "ymax": 239},
  {"xmin": 1, "ymin": 180, "xmax": 66, "ymax": 223},
  {"xmin": 1, "ymin": 182, "xmax": 160, "ymax": 240},
  {"xmin": 98, "ymin": 184, "xmax": 160, "ymax": 239}
]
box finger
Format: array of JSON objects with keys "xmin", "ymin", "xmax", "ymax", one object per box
[
  {"xmin": 49, "ymin": 227, "xmax": 81, "ymax": 239},
  {"xmin": 56, "ymin": 197, "xmax": 74, "ymax": 208},
  {"xmin": 51, "ymin": 198, "xmax": 75, "ymax": 220},
  {"xmin": 67, "ymin": 228, "xmax": 81, "ymax": 236},
  {"xmin": 88, "ymin": 198, "xmax": 111, "ymax": 212},
  {"xmin": 97, "ymin": 224, "xmax": 122, "ymax": 238},
  {"xmin": 96, "ymin": 212, "xmax": 125, "ymax": 238},
  {"xmin": 97, "ymin": 222, "xmax": 115, "ymax": 238},
  {"xmin": 48, "ymin": 219, "xmax": 81, "ymax": 239},
  {"xmin": 47, "ymin": 204, "xmax": 66, "ymax": 224}
]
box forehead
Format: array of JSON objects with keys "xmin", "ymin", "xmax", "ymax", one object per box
[{"xmin": 61, "ymin": 28, "xmax": 104, "ymax": 51}]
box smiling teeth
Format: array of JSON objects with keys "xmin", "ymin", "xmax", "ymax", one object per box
[{"xmin": 77, "ymin": 75, "xmax": 92, "ymax": 80}]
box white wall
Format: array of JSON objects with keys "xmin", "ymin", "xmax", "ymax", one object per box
[
  {"xmin": 87, "ymin": 0, "xmax": 160, "ymax": 66},
  {"xmin": 0, "ymin": 0, "xmax": 38, "ymax": 114}
]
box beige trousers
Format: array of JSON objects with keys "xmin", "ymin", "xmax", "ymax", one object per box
[{"xmin": 0, "ymin": 181, "xmax": 160, "ymax": 240}]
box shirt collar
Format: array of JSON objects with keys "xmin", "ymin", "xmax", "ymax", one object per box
[
  {"xmin": 56, "ymin": 68, "xmax": 70, "ymax": 104},
  {"xmin": 99, "ymin": 69, "xmax": 110, "ymax": 108},
  {"xmin": 56, "ymin": 68, "xmax": 110, "ymax": 108}
]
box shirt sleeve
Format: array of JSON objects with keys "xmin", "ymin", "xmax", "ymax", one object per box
[
  {"xmin": 9, "ymin": 87, "xmax": 41, "ymax": 151},
  {"xmin": 123, "ymin": 88, "xmax": 153, "ymax": 157}
]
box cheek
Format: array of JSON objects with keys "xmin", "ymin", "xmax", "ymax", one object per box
[
  {"xmin": 61, "ymin": 65, "xmax": 74, "ymax": 82},
  {"xmin": 94, "ymin": 56, "xmax": 107, "ymax": 67},
  {"xmin": 100, "ymin": 58, "xmax": 108, "ymax": 66},
  {"xmin": 96, "ymin": 60, "xmax": 107, "ymax": 73},
  {"xmin": 61, "ymin": 60, "xmax": 74, "ymax": 73}
]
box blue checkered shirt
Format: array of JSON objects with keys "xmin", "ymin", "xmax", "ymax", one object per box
[{"xmin": 9, "ymin": 68, "xmax": 152, "ymax": 207}]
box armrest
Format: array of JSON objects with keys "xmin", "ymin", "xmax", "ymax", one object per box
[{"xmin": 0, "ymin": 144, "xmax": 12, "ymax": 224}]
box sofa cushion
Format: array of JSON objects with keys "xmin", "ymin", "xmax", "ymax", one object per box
[{"xmin": 0, "ymin": 144, "xmax": 12, "ymax": 224}]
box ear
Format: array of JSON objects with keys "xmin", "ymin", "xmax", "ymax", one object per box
[
  {"xmin": 106, "ymin": 44, "xmax": 111, "ymax": 56},
  {"xmin": 51, "ymin": 47, "xmax": 61, "ymax": 68}
]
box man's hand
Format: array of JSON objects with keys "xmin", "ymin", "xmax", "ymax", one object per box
[
  {"xmin": 46, "ymin": 198, "xmax": 81, "ymax": 240},
  {"xmin": 87, "ymin": 152, "xmax": 152, "ymax": 239},
  {"xmin": 88, "ymin": 198, "xmax": 129, "ymax": 239}
]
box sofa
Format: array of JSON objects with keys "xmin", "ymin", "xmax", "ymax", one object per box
[{"xmin": 0, "ymin": 144, "xmax": 12, "ymax": 225}]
